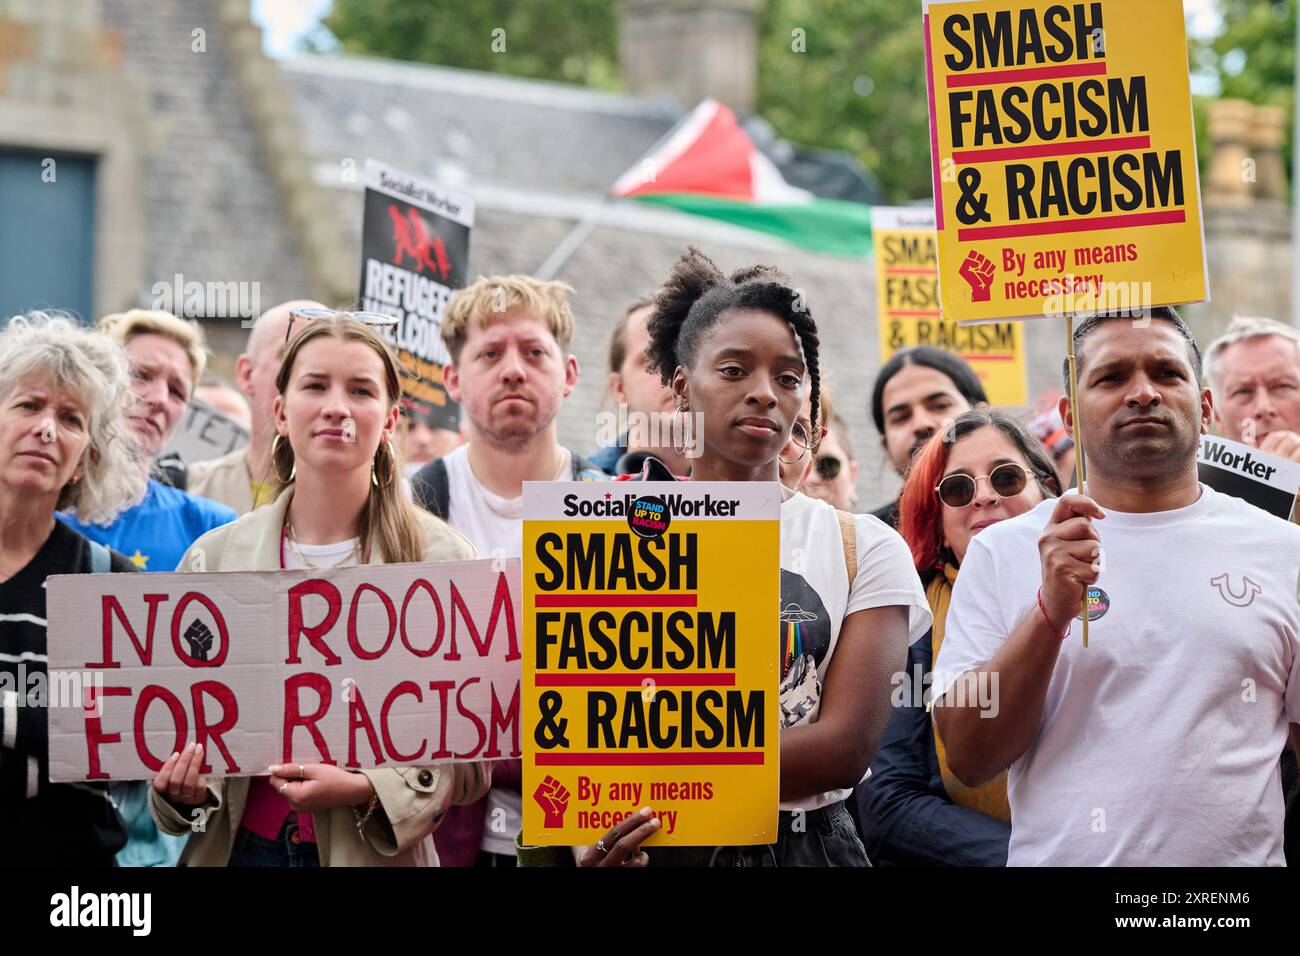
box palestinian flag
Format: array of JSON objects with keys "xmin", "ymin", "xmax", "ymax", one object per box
[{"xmin": 612, "ymin": 100, "xmax": 873, "ymax": 257}]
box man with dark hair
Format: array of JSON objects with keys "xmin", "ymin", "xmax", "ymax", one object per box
[
  {"xmin": 933, "ymin": 309, "xmax": 1300, "ymax": 865},
  {"xmin": 870, "ymin": 347, "xmax": 989, "ymax": 524}
]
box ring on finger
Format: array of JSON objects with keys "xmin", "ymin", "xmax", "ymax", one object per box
[
  {"xmin": 297, "ymin": 764, "xmax": 305, "ymax": 780},
  {"xmin": 595, "ymin": 839, "xmax": 608, "ymax": 855},
  {"xmin": 279, "ymin": 782, "xmax": 289, "ymax": 795}
]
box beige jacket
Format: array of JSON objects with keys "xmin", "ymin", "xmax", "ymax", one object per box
[
  {"xmin": 149, "ymin": 486, "xmax": 492, "ymax": 866},
  {"xmin": 187, "ymin": 447, "xmax": 257, "ymax": 516}
]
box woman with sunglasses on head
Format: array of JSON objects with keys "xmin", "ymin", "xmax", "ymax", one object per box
[
  {"xmin": 855, "ymin": 408, "xmax": 1060, "ymax": 866},
  {"xmin": 148, "ymin": 314, "xmax": 490, "ymax": 866},
  {"xmin": 521, "ymin": 248, "xmax": 930, "ymax": 867}
]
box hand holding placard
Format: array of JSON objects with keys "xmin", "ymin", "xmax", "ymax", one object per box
[{"xmin": 1037, "ymin": 493, "xmax": 1106, "ymax": 635}]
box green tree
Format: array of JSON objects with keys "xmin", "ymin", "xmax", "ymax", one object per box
[
  {"xmin": 1193, "ymin": 0, "xmax": 1295, "ymax": 190},
  {"xmin": 756, "ymin": 0, "xmax": 930, "ymax": 202},
  {"xmin": 321, "ymin": 0, "xmax": 620, "ymax": 88}
]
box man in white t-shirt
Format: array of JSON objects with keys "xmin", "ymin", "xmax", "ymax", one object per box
[
  {"xmin": 410, "ymin": 275, "xmax": 606, "ymax": 866},
  {"xmin": 933, "ymin": 308, "xmax": 1300, "ymax": 866}
]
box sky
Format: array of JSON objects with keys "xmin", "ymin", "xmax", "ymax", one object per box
[
  {"xmin": 252, "ymin": 0, "xmax": 333, "ymax": 58},
  {"xmin": 252, "ymin": 0, "xmax": 1228, "ymax": 60}
]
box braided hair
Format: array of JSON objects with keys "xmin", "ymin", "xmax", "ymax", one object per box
[{"xmin": 645, "ymin": 247, "xmax": 823, "ymax": 444}]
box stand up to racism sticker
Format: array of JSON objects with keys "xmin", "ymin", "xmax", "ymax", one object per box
[
  {"xmin": 522, "ymin": 482, "xmax": 780, "ymax": 846},
  {"xmin": 922, "ymin": 0, "xmax": 1208, "ymax": 322}
]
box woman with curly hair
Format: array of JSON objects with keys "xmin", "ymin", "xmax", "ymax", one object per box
[
  {"xmin": 0, "ymin": 312, "xmax": 150, "ymax": 866},
  {"xmin": 523, "ymin": 248, "xmax": 931, "ymax": 867}
]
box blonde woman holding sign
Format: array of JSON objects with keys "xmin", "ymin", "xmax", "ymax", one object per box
[{"xmin": 148, "ymin": 313, "xmax": 489, "ymax": 866}]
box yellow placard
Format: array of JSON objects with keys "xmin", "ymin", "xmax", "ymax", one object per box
[
  {"xmin": 872, "ymin": 206, "xmax": 1027, "ymax": 405},
  {"xmin": 522, "ymin": 482, "xmax": 780, "ymax": 846},
  {"xmin": 923, "ymin": 0, "xmax": 1208, "ymax": 322}
]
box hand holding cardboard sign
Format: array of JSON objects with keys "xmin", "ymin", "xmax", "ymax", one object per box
[
  {"xmin": 577, "ymin": 806, "xmax": 659, "ymax": 868},
  {"xmin": 153, "ymin": 741, "xmax": 210, "ymax": 808},
  {"xmin": 1037, "ymin": 493, "xmax": 1106, "ymax": 633},
  {"xmin": 267, "ymin": 763, "xmax": 372, "ymax": 812}
]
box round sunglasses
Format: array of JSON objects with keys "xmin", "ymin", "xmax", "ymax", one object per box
[
  {"xmin": 286, "ymin": 307, "xmax": 399, "ymax": 344},
  {"xmin": 935, "ymin": 462, "xmax": 1032, "ymax": 508}
]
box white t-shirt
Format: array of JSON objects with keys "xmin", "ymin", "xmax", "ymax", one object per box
[
  {"xmin": 934, "ymin": 485, "xmax": 1300, "ymax": 866},
  {"xmin": 280, "ymin": 538, "xmax": 361, "ymax": 570},
  {"xmin": 443, "ymin": 443, "xmax": 573, "ymax": 856},
  {"xmin": 778, "ymin": 492, "xmax": 931, "ymax": 812}
]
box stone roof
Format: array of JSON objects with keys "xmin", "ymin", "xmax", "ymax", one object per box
[
  {"xmin": 101, "ymin": 0, "xmax": 311, "ymax": 330},
  {"xmin": 281, "ymin": 54, "xmax": 681, "ymax": 197}
]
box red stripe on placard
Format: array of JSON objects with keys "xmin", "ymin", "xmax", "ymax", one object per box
[
  {"xmin": 952, "ymin": 135, "xmax": 1150, "ymax": 165},
  {"xmin": 957, "ymin": 209, "xmax": 1185, "ymax": 241},
  {"xmin": 533, "ymin": 594, "xmax": 698, "ymax": 608},
  {"xmin": 884, "ymin": 267, "xmax": 937, "ymax": 275},
  {"xmin": 534, "ymin": 672, "xmax": 736, "ymax": 687},
  {"xmin": 886, "ymin": 310, "xmax": 943, "ymax": 317},
  {"xmin": 947, "ymin": 61, "xmax": 1107, "ymax": 88},
  {"xmin": 534, "ymin": 751, "xmax": 765, "ymax": 766}
]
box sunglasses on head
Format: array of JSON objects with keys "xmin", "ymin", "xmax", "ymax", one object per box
[
  {"xmin": 935, "ymin": 462, "xmax": 1032, "ymax": 508},
  {"xmin": 814, "ymin": 454, "xmax": 841, "ymax": 481},
  {"xmin": 285, "ymin": 307, "xmax": 399, "ymax": 345}
]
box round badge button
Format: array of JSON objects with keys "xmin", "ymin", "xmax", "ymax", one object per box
[
  {"xmin": 1074, "ymin": 585, "xmax": 1110, "ymax": 622},
  {"xmin": 628, "ymin": 495, "xmax": 670, "ymax": 539}
]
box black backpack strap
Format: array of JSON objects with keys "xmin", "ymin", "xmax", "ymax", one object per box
[
  {"xmin": 154, "ymin": 453, "xmax": 188, "ymax": 491},
  {"xmin": 411, "ymin": 457, "xmax": 452, "ymax": 518}
]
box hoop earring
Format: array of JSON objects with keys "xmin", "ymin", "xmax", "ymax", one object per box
[
  {"xmin": 271, "ymin": 434, "xmax": 296, "ymax": 482},
  {"xmin": 778, "ymin": 422, "xmax": 811, "ymax": 465},
  {"xmin": 372, "ymin": 439, "xmax": 397, "ymax": 489},
  {"xmin": 671, "ymin": 405, "xmax": 693, "ymax": 456}
]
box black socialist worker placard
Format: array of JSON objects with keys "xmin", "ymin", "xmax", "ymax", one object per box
[{"xmin": 358, "ymin": 160, "xmax": 473, "ymax": 430}]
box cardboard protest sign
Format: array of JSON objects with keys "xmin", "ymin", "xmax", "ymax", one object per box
[
  {"xmin": 522, "ymin": 482, "xmax": 780, "ymax": 846},
  {"xmin": 923, "ymin": 0, "xmax": 1208, "ymax": 322},
  {"xmin": 1198, "ymin": 435, "xmax": 1300, "ymax": 523},
  {"xmin": 358, "ymin": 159, "xmax": 473, "ymax": 431},
  {"xmin": 872, "ymin": 206, "xmax": 1027, "ymax": 404},
  {"xmin": 162, "ymin": 396, "xmax": 248, "ymax": 464},
  {"xmin": 45, "ymin": 560, "xmax": 521, "ymax": 781}
]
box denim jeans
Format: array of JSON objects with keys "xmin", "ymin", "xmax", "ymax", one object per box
[
  {"xmin": 228, "ymin": 820, "xmax": 320, "ymax": 868},
  {"xmin": 645, "ymin": 800, "xmax": 870, "ymax": 867}
]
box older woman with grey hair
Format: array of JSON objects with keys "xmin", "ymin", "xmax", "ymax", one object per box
[{"xmin": 0, "ymin": 311, "xmax": 149, "ymax": 866}]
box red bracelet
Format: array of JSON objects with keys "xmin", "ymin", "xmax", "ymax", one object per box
[{"xmin": 1036, "ymin": 586, "xmax": 1070, "ymax": 641}]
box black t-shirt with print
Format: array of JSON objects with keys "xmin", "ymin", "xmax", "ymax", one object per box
[{"xmin": 0, "ymin": 520, "xmax": 136, "ymax": 866}]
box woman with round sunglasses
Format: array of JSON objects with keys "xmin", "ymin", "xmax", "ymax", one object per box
[
  {"xmin": 519, "ymin": 248, "xmax": 930, "ymax": 867},
  {"xmin": 855, "ymin": 408, "xmax": 1060, "ymax": 866},
  {"xmin": 148, "ymin": 315, "xmax": 489, "ymax": 866}
]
